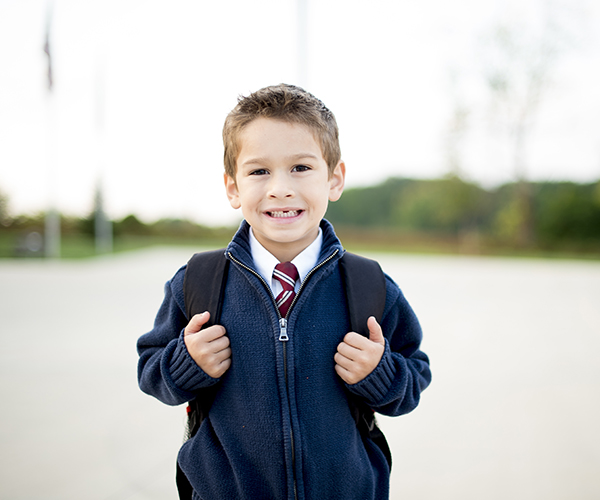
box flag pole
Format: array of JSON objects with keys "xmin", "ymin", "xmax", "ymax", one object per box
[
  {"xmin": 94, "ymin": 56, "xmax": 113, "ymax": 254},
  {"xmin": 44, "ymin": 0, "xmax": 61, "ymax": 259}
]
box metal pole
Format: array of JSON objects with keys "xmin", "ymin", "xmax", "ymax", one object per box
[
  {"xmin": 94, "ymin": 180, "xmax": 113, "ymax": 254},
  {"xmin": 94, "ymin": 57, "xmax": 113, "ymax": 254},
  {"xmin": 44, "ymin": 0, "xmax": 61, "ymax": 259}
]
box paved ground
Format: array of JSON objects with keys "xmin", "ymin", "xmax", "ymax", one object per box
[{"xmin": 1, "ymin": 248, "xmax": 599, "ymax": 499}]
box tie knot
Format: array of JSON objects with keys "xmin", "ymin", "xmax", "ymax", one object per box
[{"xmin": 274, "ymin": 262, "xmax": 299, "ymax": 291}]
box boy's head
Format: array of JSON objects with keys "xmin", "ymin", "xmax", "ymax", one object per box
[
  {"xmin": 223, "ymin": 84, "xmax": 345, "ymax": 262},
  {"xmin": 223, "ymin": 84, "xmax": 341, "ymax": 180}
]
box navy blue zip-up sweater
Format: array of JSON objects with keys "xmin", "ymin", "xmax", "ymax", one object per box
[{"xmin": 137, "ymin": 220, "xmax": 431, "ymax": 500}]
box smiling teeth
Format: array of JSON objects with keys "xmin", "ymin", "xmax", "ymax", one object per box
[{"xmin": 270, "ymin": 210, "xmax": 299, "ymax": 218}]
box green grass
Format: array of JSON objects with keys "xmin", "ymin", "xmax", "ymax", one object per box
[
  {"xmin": 335, "ymin": 228, "xmax": 600, "ymax": 260},
  {"xmin": 1, "ymin": 230, "xmax": 599, "ymax": 261},
  {"xmin": 0, "ymin": 233, "xmax": 232, "ymax": 260}
]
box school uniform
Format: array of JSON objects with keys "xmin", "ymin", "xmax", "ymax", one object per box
[{"xmin": 137, "ymin": 219, "xmax": 431, "ymax": 500}]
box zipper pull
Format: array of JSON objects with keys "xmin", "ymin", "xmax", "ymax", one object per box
[{"xmin": 279, "ymin": 318, "xmax": 289, "ymax": 341}]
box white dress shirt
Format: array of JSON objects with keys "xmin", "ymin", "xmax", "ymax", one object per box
[{"xmin": 249, "ymin": 227, "xmax": 323, "ymax": 298}]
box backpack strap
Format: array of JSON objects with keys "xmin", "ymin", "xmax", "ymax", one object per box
[
  {"xmin": 183, "ymin": 248, "xmax": 229, "ymax": 322},
  {"xmin": 339, "ymin": 251, "xmax": 392, "ymax": 470},
  {"xmin": 339, "ymin": 251, "xmax": 386, "ymax": 336},
  {"xmin": 177, "ymin": 249, "xmax": 229, "ymax": 500}
]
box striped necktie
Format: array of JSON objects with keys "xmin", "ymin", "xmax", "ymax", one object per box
[{"xmin": 273, "ymin": 262, "xmax": 299, "ymax": 317}]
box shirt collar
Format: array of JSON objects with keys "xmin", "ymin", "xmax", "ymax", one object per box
[{"xmin": 249, "ymin": 227, "xmax": 323, "ymax": 290}]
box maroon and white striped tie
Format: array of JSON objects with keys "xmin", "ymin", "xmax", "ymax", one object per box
[{"xmin": 273, "ymin": 262, "xmax": 299, "ymax": 317}]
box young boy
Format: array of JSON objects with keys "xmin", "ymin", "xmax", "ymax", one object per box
[{"xmin": 137, "ymin": 84, "xmax": 431, "ymax": 500}]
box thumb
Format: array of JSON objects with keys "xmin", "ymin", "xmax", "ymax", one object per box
[
  {"xmin": 367, "ymin": 316, "xmax": 385, "ymax": 346},
  {"xmin": 184, "ymin": 311, "xmax": 210, "ymax": 336}
]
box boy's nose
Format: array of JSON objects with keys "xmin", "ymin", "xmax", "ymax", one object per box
[{"xmin": 267, "ymin": 172, "xmax": 294, "ymax": 198}]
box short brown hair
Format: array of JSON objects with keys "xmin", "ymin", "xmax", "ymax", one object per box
[{"xmin": 223, "ymin": 84, "xmax": 341, "ymax": 179}]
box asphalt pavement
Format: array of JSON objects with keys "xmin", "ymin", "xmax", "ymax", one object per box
[{"xmin": 1, "ymin": 248, "xmax": 599, "ymax": 499}]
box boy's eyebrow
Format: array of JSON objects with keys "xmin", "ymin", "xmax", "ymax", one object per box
[
  {"xmin": 241, "ymin": 153, "xmax": 320, "ymax": 166},
  {"xmin": 288, "ymin": 152, "xmax": 320, "ymax": 161}
]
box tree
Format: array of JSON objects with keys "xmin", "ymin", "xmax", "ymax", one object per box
[
  {"xmin": 0, "ymin": 188, "xmax": 9, "ymax": 226},
  {"xmin": 479, "ymin": 0, "xmax": 575, "ymax": 246}
]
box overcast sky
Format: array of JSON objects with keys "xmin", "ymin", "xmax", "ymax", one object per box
[{"xmin": 1, "ymin": 0, "xmax": 599, "ymax": 226}]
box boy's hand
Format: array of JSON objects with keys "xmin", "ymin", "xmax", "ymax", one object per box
[
  {"xmin": 335, "ymin": 316, "xmax": 385, "ymax": 385},
  {"xmin": 184, "ymin": 312, "xmax": 231, "ymax": 378}
]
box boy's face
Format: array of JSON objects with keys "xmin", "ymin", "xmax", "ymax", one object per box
[{"xmin": 225, "ymin": 117, "xmax": 345, "ymax": 262}]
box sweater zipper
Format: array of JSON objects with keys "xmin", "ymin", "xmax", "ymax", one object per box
[
  {"xmin": 227, "ymin": 249, "xmax": 339, "ymax": 500},
  {"xmin": 227, "ymin": 248, "xmax": 339, "ymax": 336}
]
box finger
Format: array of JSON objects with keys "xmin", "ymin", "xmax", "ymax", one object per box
[
  {"xmin": 184, "ymin": 312, "xmax": 210, "ymax": 336},
  {"xmin": 336, "ymin": 341, "xmax": 359, "ymax": 361},
  {"xmin": 334, "ymin": 362, "xmax": 349, "ymax": 379},
  {"xmin": 334, "ymin": 351, "xmax": 354, "ymax": 370},
  {"xmin": 205, "ymin": 351, "xmax": 232, "ymax": 379},
  {"xmin": 341, "ymin": 331, "xmax": 366, "ymax": 349},
  {"xmin": 214, "ymin": 357, "xmax": 232, "ymax": 378},
  {"xmin": 201, "ymin": 324, "xmax": 228, "ymax": 342},
  {"xmin": 334, "ymin": 363, "xmax": 358, "ymax": 385},
  {"xmin": 207, "ymin": 333, "xmax": 230, "ymax": 354},
  {"xmin": 367, "ymin": 316, "xmax": 385, "ymax": 346},
  {"xmin": 211, "ymin": 346, "xmax": 232, "ymax": 365}
]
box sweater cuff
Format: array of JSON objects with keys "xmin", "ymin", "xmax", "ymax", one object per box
[
  {"xmin": 346, "ymin": 341, "xmax": 396, "ymax": 405},
  {"xmin": 169, "ymin": 332, "xmax": 220, "ymax": 393}
]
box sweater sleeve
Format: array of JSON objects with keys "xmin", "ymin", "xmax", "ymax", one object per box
[
  {"xmin": 136, "ymin": 266, "xmax": 220, "ymax": 406},
  {"xmin": 344, "ymin": 275, "xmax": 431, "ymax": 416}
]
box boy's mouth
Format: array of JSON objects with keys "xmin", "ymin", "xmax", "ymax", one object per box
[{"xmin": 267, "ymin": 210, "xmax": 303, "ymax": 218}]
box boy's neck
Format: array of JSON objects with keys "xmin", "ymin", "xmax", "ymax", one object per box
[
  {"xmin": 251, "ymin": 227, "xmax": 321, "ymax": 263},
  {"xmin": 263, "ymin": 243, "xmax": 307, "ymax": 264}
]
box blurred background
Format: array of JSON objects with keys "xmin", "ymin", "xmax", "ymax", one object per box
[
  {"xmin": 1, "ymin": 0, "xmax": 599, "ymax": 258},
  {"xmin": 1, "ymin": 1, "xmax": 600, "ymax": 500}
]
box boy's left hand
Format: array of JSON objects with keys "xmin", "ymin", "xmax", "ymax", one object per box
[{"xmin": 334, "ymin": 316, "xmax": 385, "ymax": 385}]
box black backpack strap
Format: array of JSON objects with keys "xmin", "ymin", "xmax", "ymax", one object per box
[
  {"xmin": 339, "ymin": 251, "xmax": 386, "ymax": 336},
  {"xmin": 178, "ymin": 248, "xmax": 229, "ymax": 500},
  {"xmin": 339, "ymin": 251, "xmax": 392, "ymax": 471},
  {"xmin": 183, "ymin": 248, "xmax": 229, "ymax": 323}
]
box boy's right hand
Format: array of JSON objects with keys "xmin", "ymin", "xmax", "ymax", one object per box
[{"xmin": 184, "ymin": 312, "xmax": 231, "ymax": 378}]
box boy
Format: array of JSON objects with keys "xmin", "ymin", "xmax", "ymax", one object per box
[{"xmin": 137, "ymin": 84, "xmax": 431, "ymax": 500}]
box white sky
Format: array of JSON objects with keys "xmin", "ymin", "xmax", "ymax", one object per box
[{"xmin": 1, "ymin": 0, "xmax": 599, "ymax": 226}]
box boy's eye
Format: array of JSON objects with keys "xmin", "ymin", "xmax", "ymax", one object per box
[
  {"xmin": 292, "ymin": 164, "xmax": 311, "ymax": 172},
  {"xmin": 249, "ymin": 169, "xmax": 268, "ymax": 176}
]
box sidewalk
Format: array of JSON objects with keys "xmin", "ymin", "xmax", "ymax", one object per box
[{"xmin": 1, "ymin": 248, "xmax": 599, "ymax": 499}]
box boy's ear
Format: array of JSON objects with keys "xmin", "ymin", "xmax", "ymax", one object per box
[
  {"xmin": 224, "ymin": 173, "xmax": 241, "ymax": 209},
  {"xmin": 328, "ymin": 161, "xmax": 346, "ymax": 202}
]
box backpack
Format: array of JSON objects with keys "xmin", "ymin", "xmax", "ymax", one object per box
[{"xmin": 176, "ymin": 249, "xmax": 391, "ymax": 498}]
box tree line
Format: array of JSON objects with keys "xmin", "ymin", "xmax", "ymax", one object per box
[
  {"xmin": 2, "ymin": 176, "xmax": 600, "ymax": 257},
  {"xmin": 325, "ymin": 176, "xmax": 600, "ymax": 253}
]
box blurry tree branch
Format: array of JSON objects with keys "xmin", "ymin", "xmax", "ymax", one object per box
[{"xmin": 478, "ymin": 0, "xmax": 578, "ymax": 246}]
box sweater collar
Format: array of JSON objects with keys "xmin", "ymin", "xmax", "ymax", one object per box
[{"xmin": 227, "ymin": 219, "xmax": 344, "ymax": 272}]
